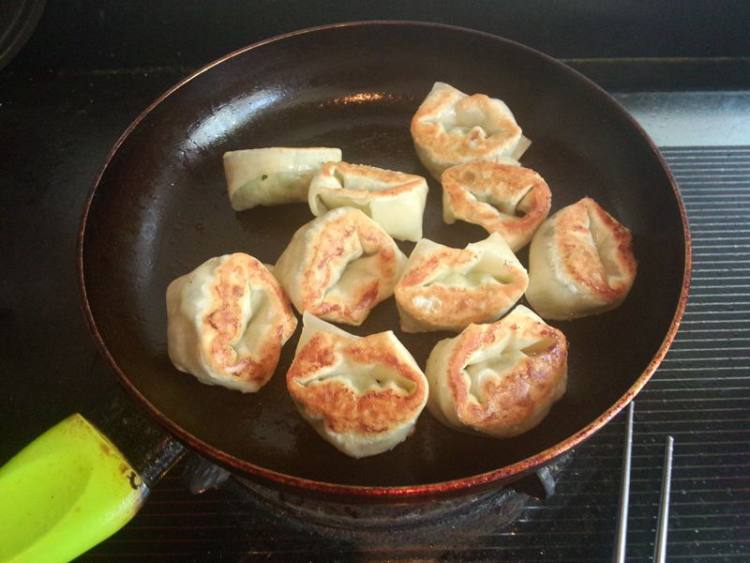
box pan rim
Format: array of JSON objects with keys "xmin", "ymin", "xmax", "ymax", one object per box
[{"xmin": 77, "ymin": 19, "xmax": 692, "ymax": 498}]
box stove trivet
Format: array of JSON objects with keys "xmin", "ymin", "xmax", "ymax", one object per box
[{"xmin": 181, "ymin": 452, "xmax": 573, "ymax": 541}]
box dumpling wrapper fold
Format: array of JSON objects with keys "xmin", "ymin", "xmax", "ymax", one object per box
[
  {"xmin": 286, "ymin": 313, "xmax": 429, "ymax": 458},
  {"xmin": 166, "ymin": 253, "xmax": 298, "ymax": 393},
  {"xmin": 442, "ymin": 160, "xmax": 551, "ymax": 251},
  {"xmin": 426, "ymin": 305, "xmax": 568, "ymax": 438},
  {"xmin": 274, "ymin": 207, "xmax": 407, "ymax": 326},
  {"xmin": 411, "ymin": 82, "xmax": 530, "ymax": 179},
  {"xmin": 394, "ymin": 233, "xmax": 528, "ymax": 333},
  {"xmin": 308, "ymin": 162, "xmax": 428, "ymax": 242},
  {"xmin": 223, "ymin": 147, "xmax": 342, "ymax": 210},
  {"xmin": 526, "ymin": 197, "xmax": 637, "ymax": 320}
]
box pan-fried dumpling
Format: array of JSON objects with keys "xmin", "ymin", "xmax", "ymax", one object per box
[
  {"xmin": 286, "ymin": 313, "xmax": 429, "ymax": 458},
  {"xmin": 394, "ymin": 233, "xmax": 528, "ymax": 333},
  {"xmin": 425, "ymin": 305, "xmax": 568, "ymax": 438},
  {"xmin": 223, "ymin": 147, "xmax": 342, "ymax": 210},
  {"xmin": 274, "ymin": 207, "xmax": 407, "ymax": 326},
  {"xmin": 442, "ymin": 160, "xmax": 552, "ymax": 251},
  {"xmin": 166, "ymin": 253, "xmax": 298, "ymax": 393},
  {"xmin": 526, "ymin": 197, "xmax": 637, "ymax": 320},
  {"xmin": 410, "ymin": 82, "xmax": 531, "ymax": 179},
  {"xmin": 308, "ymin": 162, "xmax": 428, "ymax": 242}
]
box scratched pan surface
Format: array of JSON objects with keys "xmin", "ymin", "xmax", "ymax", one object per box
[{"xmin": 79, "ymin": 22, "xmax": 689, "ymax": 495}]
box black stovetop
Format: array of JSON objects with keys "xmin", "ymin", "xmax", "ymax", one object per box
[{"xmin": 2, "ymin": 4, "xmax": 750, "ymax": 561}]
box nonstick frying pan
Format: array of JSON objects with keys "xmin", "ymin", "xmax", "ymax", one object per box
[{"xmin": 78, "ymin": 22, "xmax": 690, "ymax": 497}]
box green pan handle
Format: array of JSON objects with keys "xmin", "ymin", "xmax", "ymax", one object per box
[{"xmin": 0, "ymin": 414, "xmax": 149, "ymax": 562}]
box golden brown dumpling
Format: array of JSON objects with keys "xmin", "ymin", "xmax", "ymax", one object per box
[
  {"xmin": 274, "ymin": 207, "xmax": 407, "ymax": 326},
  {"xmin": 410, "ymin": 82, "xmax": 530, "ymax": 179},
  {"xmin": 442, "ymin": 160, "xmax": 551, "ymax": 251},
  {"xmin": 425, "ymin": 305, "xmax": 568, "ymax": 438},
  {"xmin": 166, "ymin": 253, "xmax": 297, "ymax": 393},
  {"xmin": 394, "ymin": 233, "xmax": 528, "ymax": 333},
  {"xmin": 526, "ymin": 197, "xmax": 637, "ymax": 320},
  {"xmin": 286, "ymin": 313, "xmax": 429, "ymax": 458}
]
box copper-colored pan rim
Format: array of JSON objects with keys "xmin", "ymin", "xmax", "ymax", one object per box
[{"xmin": 77, "ymin": 20, "xmax": 692, "ymax": 498}]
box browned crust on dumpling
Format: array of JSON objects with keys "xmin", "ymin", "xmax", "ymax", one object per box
[
  {"xmin": 300, "ymin": 209, "xmax": 401, "ymax": 325},
  {"xmin": 317, "ymin": 162, "xmax": 425, "ymax": 198},
  {"xmin": 395, "ymin": 246, "xmax": 527, "ymax": 330},
  {"xmin": 204, "ymin": 253, "xmax": 297, "ymax": 386},
  {"xmin": 557, "ymin": 197, "xmax": 637, "ymax": 302},
  {"xmin": 442, "ymin": 161, "xmax": 551, "ymax": 250},
  {"xmin": 447, "ymin": 317, "xmax": 567, "ymax": 434},
  {"xmin": 287, "ymin": 331, "xmax": 428, "ymax": 434},
  {"xmin": 411, "ymin": 89, "xmax": 522, "ymax": 165}
]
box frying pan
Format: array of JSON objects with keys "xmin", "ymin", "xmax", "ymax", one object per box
[{"xmin": 77, "ymin": 22, "xmax": 689, "ymax": 498}]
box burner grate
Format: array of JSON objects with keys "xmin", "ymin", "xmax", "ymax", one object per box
[{"xmin": 227, "ymin": 453, "xmax": 570, "ymax": 535}]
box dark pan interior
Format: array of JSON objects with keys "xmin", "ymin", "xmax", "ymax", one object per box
[{"xmin": 82, "ymin": 24, "xmax": 686, "ymax": 488}]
